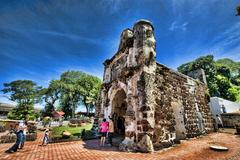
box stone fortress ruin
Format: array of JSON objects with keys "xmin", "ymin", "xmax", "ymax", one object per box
[{"xmin": 96, "ymin": 20, "xmax": 214, "ymax": 152}]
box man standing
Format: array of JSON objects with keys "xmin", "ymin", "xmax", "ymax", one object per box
[
  {"xmin": 216, "ymin": 114, "xmax": 224, "ymax": 129},
  {"xmin": 108, "ymin": 117, "xmax": 114, "ymax": 146}
]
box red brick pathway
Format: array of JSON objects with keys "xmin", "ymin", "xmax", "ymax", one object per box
[{"xmin": 0, "ymin": 132, "xmax": 239, "ymax": 160}]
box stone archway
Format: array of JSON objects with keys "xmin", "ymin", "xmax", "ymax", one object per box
[{"xmin": 111, "ymin": 89, "xmax": 127, "ymax": 135}]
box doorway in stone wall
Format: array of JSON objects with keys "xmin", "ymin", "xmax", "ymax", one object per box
[
  {"xmin": 172, "ymin": 101, "xmax": 187, "ymax": 140},
  {"xmin": 111, "ymin": 89, "xmax": 127, "ymax": 136}
]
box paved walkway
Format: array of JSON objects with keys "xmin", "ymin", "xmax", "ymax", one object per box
[{"xmin": 0, "ymin": 132, "xmax": 240, "ymax": 160}]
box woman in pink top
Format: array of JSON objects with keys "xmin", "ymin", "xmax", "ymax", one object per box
[{"xmin": 99, "ymin": 118, "xmax": 108, "ymax": 146}]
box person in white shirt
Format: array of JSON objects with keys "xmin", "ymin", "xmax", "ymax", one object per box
[
  {"xmin": 19, "ymin": 120, "xmax": 27, "ymax": 149},
  {"xmin": 216, "ymin": 115, "xmax": 224, "ymax": 129},
  {"xmin": 42, "ymin": 129, "xmax": 49, "ymax": 146}
]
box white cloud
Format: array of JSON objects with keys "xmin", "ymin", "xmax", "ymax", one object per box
[
  {"xmin": 36, "ymin": 30, "xmax": 101, "ymax": 44},
  {"xmin": 214, "ymin": 46, "xmax": 240, "ymax": 61},
  {"xmin": 99, "ymin": 0, "xmax": 124, "ymax": 14},
  {"xmin": 169, "ymin": 21, "xmax": 188, "ymax": 31},
  {"xmin": 206, "ymin": 22, "xmax": 240, "ymax": 61}
]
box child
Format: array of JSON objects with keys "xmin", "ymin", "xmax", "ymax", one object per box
[{"xmin": 42, "ymin": 129, "xmax": 49, "ymax": 146}]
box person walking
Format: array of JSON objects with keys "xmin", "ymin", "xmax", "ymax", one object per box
[
  {"xmin": 99, "ymin": 118, "xmax": 108, "ymax": 147},
  {"xmin": 108, "ymin": 117, "xmax": 114, "ymax": 146},
  {"xmin": 5, "ymin": 127, "xmax": 23, "ymax": 153},
  {"xmin": 42, "ymin": 129, "xmax": 49, "ymax": 146},
  {"xmin": 19, "ymin": 121, "xmax": 27, "ymax": 149}
]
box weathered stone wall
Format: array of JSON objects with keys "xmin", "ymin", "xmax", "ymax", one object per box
[
  {"xmin": 186, "ymin": 69, "xmax": 207, "ymax": 85},
  {"xmin": 154, "ymin": 63, "xmax": 214, "ymax": 146}
]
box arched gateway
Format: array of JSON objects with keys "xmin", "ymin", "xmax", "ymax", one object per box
[
  {"xmin": 96, "ymin": 20, "xmax": 214, "ymax": 152},
  {"xmin": 111, "ymin": 88, "xmax": 127, "ymax": 134}
]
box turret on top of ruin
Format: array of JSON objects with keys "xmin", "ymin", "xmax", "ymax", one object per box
[
  {"xmin": 133, "ymin": 19, "xmax": 154, "ymax": 30},
  {"xmin": 103, "ymin": 19, "xmax": 155, "ymax": 66}
]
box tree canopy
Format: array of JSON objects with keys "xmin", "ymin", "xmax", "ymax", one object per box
[
  {"xmin": 2, "ymin": 71, "xmax": 102, "ymax": 119},
  {"xmin": 1, "ymin": 80, "xmax": 42, "ymax": 120},
  {"xmin": 40, "ymin": 80, "xmax": 62, "ymax": 117},
  {"xmin": 177, "ymin": 55, "xmax": 240, "ymax": 102},
  {"xmin": 41, "ymin": 71, "xmax": 102, "ymax": 118}
]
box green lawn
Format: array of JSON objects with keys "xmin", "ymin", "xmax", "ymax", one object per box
[{"xmin": 51, "ymin": 124, "xmax": 92, "ymax": 138}]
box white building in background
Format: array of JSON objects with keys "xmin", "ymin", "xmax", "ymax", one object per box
[
  {"xmin": 0, "ymin": 103, "xmax": 15, "ymax": 119},
  {"xmin": 209, "ymin": 97, "xmax": 240, "ymax": 119}
]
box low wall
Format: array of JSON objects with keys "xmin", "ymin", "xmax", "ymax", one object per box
[
  {"xmin": 221, "ymin": 113, "xmax": 240, "ymax": 127},
  {"xmin": 0, "ymin": 119, "xmax": 38, "ymax": 143},
  {"xmin": 0, "ymin": 132, "xmax": 37, "ymax": 144}
]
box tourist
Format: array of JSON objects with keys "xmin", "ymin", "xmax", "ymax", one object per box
[
  {"xmin": 221, "ymin": 105, "xmax": 226, "ymax": 113},
  {"xmin": 108, "ymin": 117, "xmax": 114, "ymax": 146},
  {"xmin": 42, "ymin": 129, "xmax": 49, "ymax": 146},
  {"xmin": 99, "ymin": 118, "xmax": 108, "ymax": 146},
  {"xmin": 216, "ymin": 115, "xmax": 224, "ymax": 129},
  {"xmin": 5, "ymin": 127, "xmax": 23, "ymax": 153},
  {"xmin": 19, "ymin": 120, "xmax": 28, "ymax": 149}
]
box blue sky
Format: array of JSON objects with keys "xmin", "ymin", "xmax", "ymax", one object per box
[{"xmin": 0, "ymin": 0, "xmax": 240, "ymax": 109}]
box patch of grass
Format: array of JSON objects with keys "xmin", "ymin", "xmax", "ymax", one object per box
[{"xmin": 51, "ymin": 124, "xmax": 92, "ymax": 138}]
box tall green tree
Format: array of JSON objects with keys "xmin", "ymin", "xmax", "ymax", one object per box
[
  {"xmin": 231, "ymin": 75, "xmax": 240, "ymax": 86},
  {"xmin": 58, "ymin": 71, "xmax": 102, "ymax": 118},
  {"xmin": 41, "ymin": 80, "xmax": 62, "ymax": 117},
  {"xmin": 1, "ymin": 80, "xmax": 42, "ymax": 120},
  {"xmin": 59, "ymin": 71, "xmax": 86, "ymax": 118},
  {"xmin": 216, "ymin": 66, "xmax": 231, "ymax": 79},
  {"xmin": 178, "ymin": 55, "xmax": 219, "ymax": 96},
  {"xmin": 77, "ymin": 74, "xmax": 102, "ymax": 114},
  {"xmin": 215, "ymin": 75, "xmax": 237, "ymax": 101},
  {"xmin": 177, "ymin": 55, "xmax": 240, "ymax": 102}
]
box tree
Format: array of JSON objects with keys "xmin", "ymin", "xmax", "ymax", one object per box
[
  {"xmin": 1, "ymin": 80, "xmax": 42, "ymax": 120},
  {"xmin": 215, "ymin": 58, "xmax": 240, "ymax": 76},
  {"xmin": 59, "ymin": 71, "xmax": 85, "ymax": 118},
  {"xmin": 216, "ymin": 75, "xmax": 236, "ymax": 101},
  {"xmin": 77, "ymin": 74, "xmax": 102, "ymax": 115},
  {"xmin": 216, "ymin": 66, "xmax": 231, "ymax": 79},
  {"xmin": 177, "ymin": 55, "xmax": 240, "ymax": 102},
  {"xmin": 41, "ymin": 80, "xmax": 62, "ymax": 117},
  {"xmin": 58, "ymin": 71, "xmax": 102, "ymax": 118},
  {"xmin": 231, "ymin": 75, "xmax": 240, "ymax": 86},
  {"xmin": 178, "ymin": 55, "xmax": 218, "ymax": 96}
]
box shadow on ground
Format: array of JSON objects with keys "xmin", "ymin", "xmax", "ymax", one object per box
[{"xmin": 82, "ymin": 134, "xmax": 124, "ymax": 152}]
